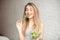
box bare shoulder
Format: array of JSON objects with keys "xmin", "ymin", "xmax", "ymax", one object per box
[
  {"xmin": 40, "ymin": 22, "xmax": 44, "ymax": 30},
  {"xmin": 41, "ymin": 23, "xmax": 43, "ymax": 27}
]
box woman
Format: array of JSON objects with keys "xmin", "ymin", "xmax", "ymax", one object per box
[{"xmin": 16, "ymin": 2, "xmax": 44, "ymax": 40}]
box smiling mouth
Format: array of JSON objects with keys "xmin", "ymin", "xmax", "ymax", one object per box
[{"xmin": 29, "ymin": 13, "xmax": 32, "ymax": 16}]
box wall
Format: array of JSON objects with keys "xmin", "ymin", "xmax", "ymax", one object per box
[
  {"xmin": 0, "ymin": 0, "xmax": 20, "ymax": 40},
  {"xmin": 0, "ymin": 0, "xmax": 60, "ymax": 40},
  {"xmin": 41, "ymin": 0, "xmax": 60, "ymax": 40},
  {"xmin": 0, "ymin": 0, "xmax": 1, "ymax": 34}
]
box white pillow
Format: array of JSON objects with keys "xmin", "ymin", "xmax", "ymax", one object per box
[{"xmin": 0, "ymin": 36, "xmax": 9, "ymax": 40}]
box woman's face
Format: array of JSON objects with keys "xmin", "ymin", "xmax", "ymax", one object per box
[{"xmin": 25, "ymin": 5, "xmax": 34, "ymax": 19}]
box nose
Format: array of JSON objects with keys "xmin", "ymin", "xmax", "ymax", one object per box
[
  {"xmin": 26, "ymin": 10, "xmax": 30, "ymax": 15},
  {"xmin": 28, "ymin": 10, "xmax": 31, "ymax": 14}
]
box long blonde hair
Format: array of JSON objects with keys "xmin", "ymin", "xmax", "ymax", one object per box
[{"xmin": 22, "ymin": 2, "xmax": 41, "ymax": 37}]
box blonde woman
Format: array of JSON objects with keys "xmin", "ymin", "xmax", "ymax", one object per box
[{"xmin": 16, "ymin": 2, "xmax": 44, "ymax": 40}]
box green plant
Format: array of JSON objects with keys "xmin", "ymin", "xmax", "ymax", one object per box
[
  {"xmin": 31, "ymin": 31, "xmax": 41, "ymax": 39},
  {"xmin": 24, "ymin": 15, "xmax": 28, "ymax": 19}
]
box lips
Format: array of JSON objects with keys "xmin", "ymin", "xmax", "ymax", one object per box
[
  {"xmin": 29, "ymin": 13, "xmax": 32, "ymax": 16},
  {"xmin": 26, "ymin": 13, "xmax": 32, "ymax": 16}
]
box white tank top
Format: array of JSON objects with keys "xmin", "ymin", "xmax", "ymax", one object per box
[
  {"xmin": 20, "ymin": 20, "xmax": 41, "ymax": 40},
  {"xmin": 20, "ymin": 20, "xmax": 33, "ymax": 40},
  {"xmin": 25, "ymin": 28, "xmax": 33, "ymax": 40}
]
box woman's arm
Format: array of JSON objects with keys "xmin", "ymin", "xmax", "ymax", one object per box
[
  {"xmin": 40, "ymin": 23, "xmax": 44, "ymax": 40},
  {"xmin": 37, "ymin": 23, "xmax": 44, "ymax": 40},
  {"xmin": 18, "ymin": 30, "xmax": 25, "ymax": 40},
  {"xmin": 16, "ymin": 20, "xmax": 25, "ymax": 40}
]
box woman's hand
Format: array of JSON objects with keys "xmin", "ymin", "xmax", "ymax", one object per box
[
  {"xmin": 16, "ymin": 20, "xmax": 25, "ymax": 40},
  {"xmin": 16, "ymin": 20, "xmax": 22, "ymax": 31},
  {"xmin": 36, "ymin": 37, "xmax": 43, "ymax": 40}
]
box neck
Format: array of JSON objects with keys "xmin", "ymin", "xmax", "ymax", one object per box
[
  {"xmin": 29, "ymin": 18, "xmax": 34, "ymax": 23},
  {"xmin": 28, "ymin": 18, "xmax": 34, "ymax": 28}
]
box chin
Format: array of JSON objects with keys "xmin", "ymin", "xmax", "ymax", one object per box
[
  {"xmin": 28, "ymin": 16, "xmax": 33, "ymax": 19},
  {"xmin": 28, "ymin": 15, "xmax": 34, "ymax": 19}
]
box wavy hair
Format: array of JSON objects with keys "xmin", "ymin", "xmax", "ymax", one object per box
[{"xmin": 22, "ymin": 2, "xmax": 41, "ymax": 37}]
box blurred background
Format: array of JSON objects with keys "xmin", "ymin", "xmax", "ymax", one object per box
[{"xmin": 0, "ymin": 0, "xmax": 60, "ymax": 40}]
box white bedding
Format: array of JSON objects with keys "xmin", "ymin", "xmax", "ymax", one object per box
[{"xmin": 0, "ymin": 36, "xmax": 9, "ymax": 40}]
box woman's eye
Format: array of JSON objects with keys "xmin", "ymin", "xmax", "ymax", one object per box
[
  {"xmin": 26, "ymin": 9, "xmax": 28, "ymax": 11},
  {"xmin": 30, "ymin": 8, "xmax": 33, "ymax": 11}
]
